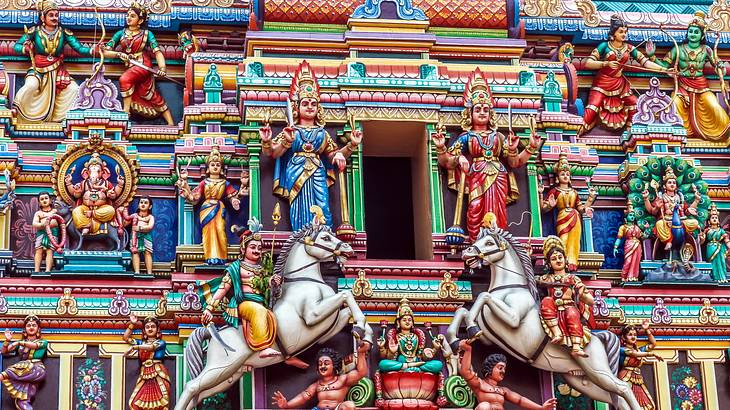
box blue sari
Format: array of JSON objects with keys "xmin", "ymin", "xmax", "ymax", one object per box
[{"xmin": 273, "ymin": 126, "xmax": 337, "ymax": 231}]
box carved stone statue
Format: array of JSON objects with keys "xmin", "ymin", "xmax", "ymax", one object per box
[
  {"xmin": 0, "ymin": 315, "xmax": 48, "ymax": 410},
  {"xmin": 176, "ymin": 146, "xmax": 247, "ymax": 265},
  {"xmin": 101, "ymin": 2, "xmax": 174, "ymax": 125},
  {"xmin": 131, "ymin": 196, "xmax": 155, "ymax": 275},
  {"xmin": 458, "ymin": 342, "xmax": 557, "ymax": 410},
  {"xmin": 378, "ymin": 298, "xmax": 443, "ymax": 374},
  {"xmin": 12, "ymin": 0, "xmax": 95, "ymax": 123},
  {"xmin": 259, "ymin": 60, "xmax": 362, "ymax": 231},
  {"xmin": 432, "ymin": 68, "xmax": 541, "ymax": 240},
  {"xmin": 271, "ymin": 344, "xmax": 371, "ymax": 410},
  {"xmin": 32, "ymin": 191, "xmax": 59, "ymax": 273},
  {"xmin": 123, "ymin": 314, "xmax": 170, "ymax": 410},
  {"xmin": 700, "ymin": 204, "xmax": 730, "ymax": 282},
  {"xmin": 65, "ymin": 153, "xmax": 124, "ymax": 237},
  {"xmin": 618, "ymin": 321, "xmax": 662, "ymax": 410}
]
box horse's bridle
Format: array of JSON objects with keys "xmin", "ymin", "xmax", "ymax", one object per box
[
  {"xmin": 469, "ymin": 237, "xmax": 527, "ymax": 279},
  {"xmin": 282, "ymin": 232, "xmax": 347, "ymax": 282}
]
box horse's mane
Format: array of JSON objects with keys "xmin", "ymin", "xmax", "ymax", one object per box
[
  {"xmin": 274, "ymin": 223, "xmax": 328, "ymax": 277},
  {"xmin": 477, "ymin": 227, "xmax": 539, "ymax": 301}
]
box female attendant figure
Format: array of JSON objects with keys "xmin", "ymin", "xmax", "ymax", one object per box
[
  {"xmin": 176, "ymin": 146, "xmax": 244, "ymax": 265},
  {"xmin": 582, "ymin": 15, "xmax": 669, "ymax": 133},
  {"xmin": 647, "ymin": 11, "xmax": 730, "ymax": 143},
  {"xmin": 432, "ymin": 68, "xmax": 542, "ymax": 240},
  {"xmin": 103, "ymin": 2, "xmax": 174, "ymax": 125},
  {"xmin": 123, "ymin": 314, "xmax": 170, "ymax": 410},
  {"xmin": 540, "ymin": 153, "xmax": 597, "ymax": 272},
  {"xmin": 618, "ymin": 321, "xmax": 662, "ymax": 410},
  {"xmin": 259, "ymin": 60, "xmax": 362, "ymax": 231},
  {"xmin": 700, "ymin": 204, "xmax": 730, "ymax": 282},
  {"xmin": 0, "ymin": 315, "xmax": 48, "ymax": 410},
  {"xmin": 614, "ymin": 210, "xmax": 646, "ymax": 282}
]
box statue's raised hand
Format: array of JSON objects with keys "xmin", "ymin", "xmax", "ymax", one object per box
[
  {"xmin": 240, "ymin": 170, "xmax": 250, "ymax": 189},
  {"xmin": 333, "ymin": 152, "xmax": 347, "ymax": 172},
  {"xmin": 4, "ymin": 328, "xmax": 11, "ymax": 341},
  {"xmin": 388, "ymin": 338, "xmax": 398, "ymax": 354},
  {"xmin": 282, "ymin": 127, "xmax": 295, "ymax": 144},
  {"xmin": 641, "ymin": 189, "xmax": 650, "ymax": 199},
  {"xmin": 357, "ymin": 340, "xmax": 372, "ymax": 354},
  {"xmin": 201, "ymin": 309, "xmax": 213, "ymax": 325},
  {"xmin": 129, "ymin": 314, "xmax": 138, "ymax": 325},
  {"xmin": 231, "ymin": 197, "xmax": 241, "ymax": 211},
  {"xmin": 645, "ymin": 39, "xmax": 656, "ymax": 57},
  {"xmin": 542, "ymin": 398, "xmax": 558, "ymax": 410},
  {"xmin": 259, "ymin": 125, "xmax": 272, "ymax": 143},
  {"xmin": 23, "ymin": 41, "xmax": 33, "ymax": 55},
  {"xmin": 350, "ymin": 129, "xmax": 363, "ymax": 147},
  {"xmin": 270, "ymin": 274, "xmax": 282, "ymax": 288},
  {"xmin": 431, "ymin": 130, "xmax": 446, "ymax": 150},
  {"xmin": 117, "ymin": 173, "xmax": 125, "ymax": 186},
  {"xmin": 64, "ymin": 166, "xmax": 76, "ymax": 184},
  {"xmin": 507, "ymin": 131, "xmax": 520, "ymax": 151},
  {"xmin": 272, "ymin": 391, "xmax": 288, "ymax": 409},
  {"xmin": 547, "ymin": 194, "xmax": 557, "ymax": 208}
]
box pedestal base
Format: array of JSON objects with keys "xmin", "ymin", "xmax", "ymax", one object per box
[
  {"xmin": 640, "ymin": 261, "xmax": 713, "ymax": 283},
  {"xmin": 49, "ymin": 250, "xmax": 133, "ymax": 278}
]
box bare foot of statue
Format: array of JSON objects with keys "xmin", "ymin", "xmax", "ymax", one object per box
[
  {"xmin": 258, "ymin": 348, "xmax": 282, "ymax": 359},
  {"xmin": 81, "ymin": 228, "xmax": 89, "ymax": 236},
  {"xmin": 571, "ymin": 349, "xmax": 589, "ymax": 358},
  {"xmin": 284, "ymin": 356, "xmax": 310, "ymax": 369}
]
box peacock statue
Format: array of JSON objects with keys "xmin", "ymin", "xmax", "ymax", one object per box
[{"xmin": 626, "ymin": 156, "xmax": 711, "ymax": 262}]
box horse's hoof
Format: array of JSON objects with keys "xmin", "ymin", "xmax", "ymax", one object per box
[
  {"xmin": 351, "ymin": 326, "xmax": 365, "ymax": 341},
  {"xmin": 466, "ymin": 325, "xmax": 482, "ymax": 340},
  {"xmin": 449, "ymin": 340, "xmax": 461, "ymax": 354}
]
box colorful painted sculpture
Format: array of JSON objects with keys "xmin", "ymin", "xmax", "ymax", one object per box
[
  {"xmin": 614, "ymin": 210, "xmax": 646, "ymax": 282},
  {"xmin": 260, "ymin": 60, "xmax": 362, "ymax": 231},
  {"xmin": 458, "ymin": 341, "xmax": 557, "ymax": 410},
  {"xmin": 378, "ymin": 298, "xmax": 443, "ymax": 374},
  {"xmin": 131, "ymin": 196, "xmax": 155, "ymax": 275},
  {"xmin": 700, "ymin": 204, "xmax": 730, "ymax": 282},
  {"xmin": 65, "ymin": 153, "xmax": 125, "ymax": 237},
  {"xmin": 102, "ymin": 2, "xmax": 174, "ymax": 125},
  {"xmin": 271, "ymin": 343, "xmax": 371, "ymax": 410},
  {"xmin": 449, "ymin": 228, "xmax": 643, "ymax": 409},
  {"xmin": 123, "ymin": 314, "xmax": 171, "ymax": 410},
  {"xmin": 646, "ymin": 11, "xmax": 730, "ymax": 143},
  {"xmin": 176, "ymin": 146, "xmax": 245, "ymax": 265},
  {"xmin": 175, "ymin": 221, "xmax": 372, "ymax": 410},
  {"xmin": 432, "ymin": 68, "xmax": 541, "ymax": 240},
  {"xmin": 619, "ymin": 321, "xmax": 662, "ymax": 410},
  {"xmin": 12, "ymin": 0, "xmax": 93, "ymax": 123},
  {"xmin": 32, "ymin": 191, "xmax": 59, "ymax": 273},
  {"xmin": 0, "ymin": 315, "xmax": 48, "ymax": 410},
  {"xmin": 642, "ymin": 167, "xmax": 700, "ymax": 258},
  {"xmin": 537, "ymin": 236, "xmax": 594, "ymax": 357},
  {"xmin": 540, "ymin": 152, "xmax": 596, "ymax": 271},
  {"xmin": 200, "ymin": 217, "xmax": 281, "ymax": 359},
  {"xmin": 581, "ymin": 15, "xmax": 669, "ymax": 133}
]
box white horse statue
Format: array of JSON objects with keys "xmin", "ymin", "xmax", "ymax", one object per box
[
  {"xmin": 446, "ymin": 227, "xmax": 642, "ymax": 410},
  {"xmin": 175, "ymin": 224, "xmax": 374, "ymax": 410}
]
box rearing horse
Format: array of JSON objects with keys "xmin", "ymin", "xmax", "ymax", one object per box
[
  {"xmin": 175, "ymin": 224, "xmax": 374, "ymax": 410},
  {"xmin": 446, "ymin": 227, "xmax": 642, "ymax": 410}
]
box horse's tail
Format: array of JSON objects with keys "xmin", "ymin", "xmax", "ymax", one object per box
[
  {"xmin": 594, "ymin": 330, "xmax": 620, "ymax": 374},
  {"xmin": 186, "ymin": 326, "xmax": 211, "ymax": 379}
]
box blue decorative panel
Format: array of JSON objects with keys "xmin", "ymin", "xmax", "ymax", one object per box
[{"xmin": 592, "ymin": 209, "xmax": 624, "ymax": 269}]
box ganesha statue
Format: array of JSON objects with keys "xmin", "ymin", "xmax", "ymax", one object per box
[{"xmin": 52, "ymin": 137, "xmax": 139, "ymax": 252}]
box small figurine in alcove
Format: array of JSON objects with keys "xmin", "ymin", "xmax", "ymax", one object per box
[
  {"xmin": 131, "ymin": 196, "xmax": 155, "ymax": 275},
  {"xmin": 32, "ymin": 191, "xmax": 59, "ymax": 273}
]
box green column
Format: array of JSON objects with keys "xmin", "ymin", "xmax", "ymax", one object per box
[
  {"xmin": 241, "ymin": 126, "xmax": 262, "ymax": 220},
  {"xmin": 594, "ymin": 401, "xmax": 609, "ymax": 410},
  {"xmin": 427, "ymin": 123, "xmax": 445, "ymax": 234},
  {"xmin": 347, "ymin": 121, "xmax": 365, "ymax": 231},
  {"xmin": 240, "ymin": 372, "xmax": 254, "ymax": 409},
  {"xmin": 527, "ymin": 163, "xmax": 542, "ymax": 237}
]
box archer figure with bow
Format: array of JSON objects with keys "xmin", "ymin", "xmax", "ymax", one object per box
[
  {"xmin": 12, "ymin": 0, "xmax": 99, "ymax": 124},
  {"xmin": 581, "ymin": 15, "xmax": 673, "ymax": 135},
  {"xmin": 100, "ymin": 2, "xmax": 176, "ymax": 125},
  {"xmin": 646, "ymin": 11, "xmax": 730, "ymax": 144}
]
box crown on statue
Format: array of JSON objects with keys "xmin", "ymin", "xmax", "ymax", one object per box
[
  {"xmin": 463, "ymin": 68, "xmax": 493, "ymax": 109},
  {"xmin": 543, "ymin": 235, "xmax": 566, "ymax": 258},
  {"xmin": 663, "ymin": 167, "xmax": 677, "ymax": 182},
  {"xmin": 130, "ymin": 0, "xmax": 149, "ymax": 20},
  {"xmin": 557, "ymin": 152, "xmax": 570, "ymax": 173},
  {"xmin": 84, "ymin": 153, "xmax": 105, "ymax": 169},
  {"xmin": 690, "ymin": 11, "xmax": 707, "ymax": 30},
  {"xmin": 710, "ymin": 203, "xmax": 720, "ymax": 218},
  {"xmin": 36, "ymin": 0, "xmax": 58, "ymax": 13},
  {"xmin": 396, "ymin": 298, "xmax": 413, "ymax": 319},
  {"xmin": 290, "ymin": 61, "xmax": 320, "ymax": 102},
  {"xmin": 206, "ymin": 145, "xmax": 223, "ymax": 166}
]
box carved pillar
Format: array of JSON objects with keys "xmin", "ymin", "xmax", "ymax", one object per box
[
  {"xmin": 652, "ymin": 349, "xmax": 680, "ymax": 410},
  {"xmin": 581, "ymin": 214, "xmax": 595, "ymax": 252},
  {"xmin": 99, "ymin": 344, "xmax": 130, "ymax": 410},
  {"xmin": 688, "ymin": 349, "xmax": 725, "ymax": 409},
  {"xmin": 242, "ymin": 127, "xmax": 262, "ymax": 220},
  {"xmin": 49, "ymin": 343, "xmax": 87, "ymax": 410},
  {"xmin": 427, "ymin": 123, "xmax": 445, "ymax": 234},
  {"xmin": 177, "ymin": 197, "xmax": 195, "ymax": 245},
  {"xmin": 527, "ymin": 162, "xmax": 542, "ymax": 237},
  {"xmin": 346, "ymin": 122, "xmax": 365, "ymax": 232}
]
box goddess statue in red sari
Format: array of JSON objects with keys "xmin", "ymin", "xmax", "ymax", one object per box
[
  {"xmin": 581, "ymin": 15, "xmax": 669, "ymax": 133},
  {"xmin": 432, "ymin": 69, "xmax": 541, "ymax": 240},
  {"xmin": 102, "ymin": 2, "xmax": 174, "ymax": 125}
]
